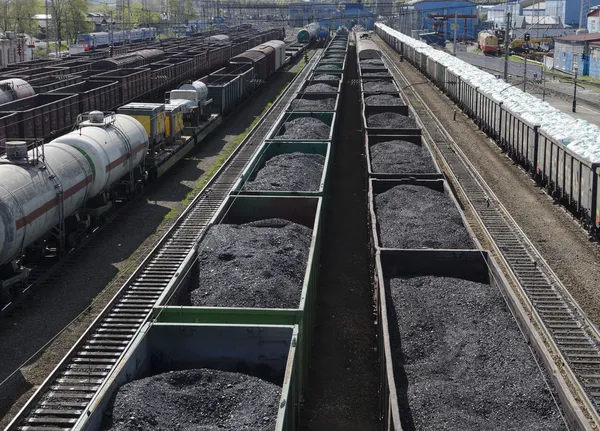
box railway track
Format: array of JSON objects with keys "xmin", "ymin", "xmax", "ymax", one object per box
[
  {"xmin": 375, "ymin": 37, "xmax": 600, "ymax": 427},
  {"xmin": 6, "ymin": 48, "xmax": 323, "ymax": 431},
  {"xmin": 0, "ymin": 41, "xmax": 309, "ymax": 321}
]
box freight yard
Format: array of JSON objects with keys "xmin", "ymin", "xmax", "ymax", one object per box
[{"xmin": 5, "ymin": 17, "xmax": 600, "ymax": 431}]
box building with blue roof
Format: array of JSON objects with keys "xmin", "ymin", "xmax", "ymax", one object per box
[{"xmin": 398, "ymin": 0, "xmax": 485, "ymax": 41}]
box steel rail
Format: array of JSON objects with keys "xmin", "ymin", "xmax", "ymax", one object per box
[
  {"xmin": 375, "ymin": 36, "xmax": 600, "ymax": 429},
  {"xmin": 6, "ymin": 48, "xmax": 323, "ymax": 431}
]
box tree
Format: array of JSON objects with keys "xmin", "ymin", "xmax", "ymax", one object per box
[
  {"xmin": 12, "ymin": 0, "xmax": 43, "ymax": 34},
  {"xmin": 64, "ymin": 0, "xmax": 91, "ymax": 42},
  {"xmin": 130, "ymin": 2, "xmax": 160, "ymax": 27}
]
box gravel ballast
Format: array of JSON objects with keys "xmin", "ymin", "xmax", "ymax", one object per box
[
  {"xmin": 375, "ymin": 185, "xmax": 472, "ymax": 248},
  {"xmin": 370, "ymin": 141, "xmax": 436, "ymax": 174},
  {"xmin": 313, "ymin": 74, "xmax": 340, "ymax": 81},
  {"xmin": 363, "ymin": 80, "xmax": 396, "ymax": 93},
  {"xmin": 103, "ymin": 369, "xmax": 281, "ymax": 431},
  {"xmin": 191, "ymin": 218, "xmax": 312, "ymax": 308},
  {"xmin": 275, "ymin": 117, "xmax": 330, "ymax": 139},
  {"xmin": 388, "ymin": 276, "xmax": 566, "ymax": 431},
  {"xmin": 364, "ymin": 94, "xmax": 403, "ymax": 106},
  {"xmin": 367, "ymin": 112, "xmax": 417, "ymax": 129},
  {"xmin": 305, "ymin": 83, "xmax": 338, "ymax": 93},
  {"xmin": 243, "ymin": 152, "xmax": 325, "ymax": 192},
  {"xmin": 290, "ymin": 97, "xmax": 336, "ymax": 111}
]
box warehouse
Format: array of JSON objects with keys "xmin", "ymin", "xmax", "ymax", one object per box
[{"xmin": 553, "ymin": 33, "xmax": 600, "ymax": 75}]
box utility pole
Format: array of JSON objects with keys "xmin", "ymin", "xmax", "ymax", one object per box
[
  {"xmin": 504, "ymin": 12, "xmax": 511, "ymax": 82},
  {"xmin": 453, "ymin": 11, "xmax": 458, "ymax": 56},
  {"xmin": 45, "ymin": 0, "xmax": 49, "ymax": 58},
  {"xmin": 523, "ymin": 54, "xmax": 527, "ymax": 91},
  {"xmin": 53, "ymin": 1, "xmax": 59, "ymax": 57},
  {"xmin": 542, "ymin": 66, "xmax": 546, "ymax": 101},
  {"xmin": 573, "ymin": 62, "xmax": 579, "ymax": 112}
]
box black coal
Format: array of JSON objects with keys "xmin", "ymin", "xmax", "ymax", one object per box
[
  {"xmin": 363, "ymin": 80, "xmax": 396, "ymax": 93},
  {"xmin": 370, "ymin": 140, "xmax": 436, "ymax": 174},
  {"xmin": 364, "ymin": 94, "xmax": 404, "ymax": 106},
  {"xmin": 103, "ymin": 369, "xmax": 280, "ymax": 431},
  {"xmin": 367, "ymin": 112, "xmax": 417, "ymax": 129},
  {"xmin": 191, "ymin": 219, "xmax": 312, "ymax": 308},
  {"xmin": 243, "ymin": 152, "xmax": 325, "ymax": 192},
  {"xmin": 305, "ymin": 83, "xmax": 338, "ymax": 93},
  {"xmin": 291, "ymin": 96, "xmax": 336, "ymax": 111},
  {"xmin": 275, "ymin": 116, "xmax": 330, "ymax": 139},
  {"xmin": 387, "ymin": 276, "xmax": 566, "ymax": 431},
  {"xmin": 375, "ymin": 184, "xmax": 473, "ymax": 249},
  {"xmin": 313, "ymin": 74, "xmax": 340, "ymax": 81}
]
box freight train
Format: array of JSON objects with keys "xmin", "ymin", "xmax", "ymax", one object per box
[
  {"xmin": 298, "ymin": 22, "xmax": 320, "ymax": 44},
  {"xmin": 0, "ymin": 26, "xmax": 285, "ymax": 146},
  {"xmin": 376, "ymin": 22, "xmax": 600, "ymax": 237},
  {"xmin": 0, "ymin": 36, "xmax": 297, "ymax": 305},
  {"xmin": 76, "ymin": 27, "xmax": 157, "ymax": 49}
]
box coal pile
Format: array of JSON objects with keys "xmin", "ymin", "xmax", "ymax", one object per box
[
  {"xmin": 191, "ymin": 218, "xmax": 312, "ymax": 308},
  {"xmin": 318, "ymin": 64, "xmax": 341, "ymax": 70},
  {"xmin": 275, "ymin": 117, "xmax": 330, "ymax": 140},
  {"xmin": 364, "ymin": 94, "xmax": 403, "ymax": 106},
  {"xmin": 244, "ymin": 152, "xmax": 325, "ymax": 192},
  {"xmin": 291, "ymin": 96, "xmax": 336, "ymax": 111},
  {"xmin": 325, "ymin": 54, "xmax": 345, "ymax": 59},
  {"xmin": 305, "ymin": 83, "xmax": 338, "ymax": 93},
  {"xmin": 313, "ymin": 74, "xmax": 340, "ymax": 81},
  {"xmin": 363, "ymin": 80, "xmax": 397, "ymax": 93},
  {"xmin": 388, "ymin": 276, "xmax": 566, "ymax": 431},
  {"xmin": 375, "ymin": 185, "xmax": 472, "ymax": 249},
  {"xmin": 370, "ymin": 141, "xmax": 436, "ymax": 174},
  {"xmin": 103, "ymin": 369, "xmax": 281, "ymax": 431},
  {"xmin": 367, "ymin": 112, "xmax": 417, "ymax": 129},
  {"xmin": 361, "ymin": 59, "xmax": 384, "ymax": 66},
  {"xmin": 362, "ymin": 72, "xmax": 391, "ymax": 77}
]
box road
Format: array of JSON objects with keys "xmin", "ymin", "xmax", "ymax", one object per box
[{"xmin": 455, "ymin": 51, "xmax": 543, "ymax": 79}]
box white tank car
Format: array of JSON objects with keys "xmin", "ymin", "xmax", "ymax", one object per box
[
  {"xmin": 0, "ymin": 79, "xmax": 35, "ymax": 105},
  {"xmin": 0, "ymin": 113, "xmax": 148, "ymax": 266},
  {"xmin": 0, "ymin": 142, "xmax": 93, "ymax": 265},
  {"xmin": 53, "ymin": 113, "xmax": 148, "ymax": 197},
  {"xmin": 168, "ymin": 80, "xmax": 211, "ymax": 121}
]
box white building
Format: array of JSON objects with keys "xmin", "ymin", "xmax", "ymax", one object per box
[
  {"xmin": 544, "ymin": 0, "xmax": 566, "ymax": 26},
  {"xmin": 0, "ymin": 36, "xmax": 29, "ymax": 67},
  {"xmin": 522, "ymin": 1, "xmax": 545, "ymax": 18},
  {"xmin": 588, "ymin": 7, "xmax": 600, "ymax": 32},
  {"xmin": 485, "ymin": 1, "xmax": 520, "ymax": 28}
]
